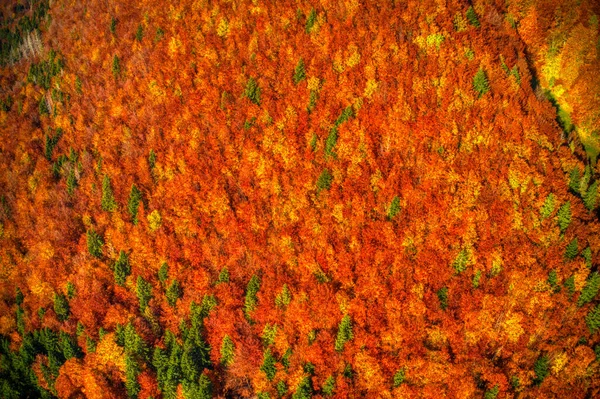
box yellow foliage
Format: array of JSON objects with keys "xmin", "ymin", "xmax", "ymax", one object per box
[{"xmin": 147, "ymin": 210, "xmax": 162, "ymax": 231}]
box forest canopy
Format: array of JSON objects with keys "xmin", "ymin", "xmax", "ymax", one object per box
[{"xmin": 1, "ymin": 0, "xmax": 600, "ymax": 398}]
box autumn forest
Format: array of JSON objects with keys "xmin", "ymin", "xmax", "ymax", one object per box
[{"xmin": 1, "ymin": 0, "xmax": 600, "ymax": 398}]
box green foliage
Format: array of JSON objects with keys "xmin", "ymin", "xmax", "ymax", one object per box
[
  {"xmin": 155, "ymin": 27, "xmax": 165, "ymax": 42},
  {"xmin": 540, "ymin": 193, "xmax": 555, "ymax": 219},
  {"xmin": 472, "ymin": 270, "xmax": 482, "ymax": 289},
  {"xmin": 582, "ymin": 246, "xmax": 593, "ymax": 268},
  {"xmin": 510, "ymin": 66, "xmax": 520, "ymax": 85},
  {"xmin": 166, "ymin": 279, "xmax": 182, "ymax": 307},
  {"xmin": 15, "ymin": 287, "xmax": 23, "ymax": 306},
  {"xmin": 565, "ymin": 237, "xmax": 579, "ymax": 260},
  {"xmin": 466, "ymin": 6, "xmax": 480, "ymax": 28},
  {"xmin": 484, "ymin": 385, "xmax": 499, "ymax": 399},
  {"xmin": 112, "ymin": 54, "xmax": 121, "ymax": 78},
  {"xmin": 114, "ymin": 251, "xmax": 132, "ymax": 286},
  {"xmin": 292, "ymin": 376, "xmax": 313, "ymax": 399},
  {"xmin": 244, "ymin": 77, "xmax": 261, "ymax": 106},
  {"xmin": 533, "ymin": 355, "xmax": 549, "ymax": 385},
  {"xmin": 257, "ymin": 393, "xmax": 271, "ymax": 399},
  {"xmin": 59, "ymin": 331, "xmax": 82, "ymax": 360},
  {"xmin": 547, "ymin": 270, "xmax": 560, "ymax": 293},
  {"xmin": 277, "ymin": 380, "xmax": 288, "ymax": 397},
  {"xmin": 101, "ymin": 175, "xmax": 118, "ymax": 212},
  {"xmin": 125, "ymin": 354, "xmax": 141, "ymax": 398},
  {"xmin": 275, "ymin": 284, "xmax": 291, "ymax": 308},
  {"xmin": 316, "ymin": 168, "xmax": 333, "ymax": 193},
  {"xmin": 27, "ymin": 50, "xmax": 64, "ymax": 90},
  {"xmin": 564, "ymin": 275, "xmax": 576, "ymax": 298},
  {"xmin": 305, "ymin": 8, "xmax": 317, "ymax": 33},
  {"xmin": 557, "ymin": 202, "xmax": 571, "ymax": 234},
  {"xmin": 343, "ymin": 363, "xmax": 354, "ymax": 379},
  {"xmin": 149, "ymin": 149, "xmax": 157, "ymax": 170},
  {"xmin": 128, "ymin": 184, "xmax": 142, "ymax": 224},
  {"xmin": 44, "ymin": 128, "xmax": 63, "ymax": 161},
  {"xmin": 110, "ymin": 16, "xmax": 117, "ymax": 34},
  {"xmin": 452, "ymin": 249, "xmax": 469, "ymax": 274},
  {"xmin": 220, "ymin": 335, "xmax": 234, "ymax": 366},
  {"xmin": 158, "ymin": 262, "xmax": 169, "ymax": 285},
  {"xmin": 388, "ymin": 196, "xmax": 401, "ymax": 220},
  {"xmin": 578, "ymin": 272, "xmax": 600, "ymax": 307},
  {"xmin": 66, "ymin": 282, "xmax": 76, "ymax": 299},
  {"xmin": 322, "ymin": 375, "xmax": 335, "ymax": 396},
  {"xmin": 16, "ymin": 306, "xmax": 25, "ymax": 335},
  {"xmin": 473, "ymin": 68, "xmax": 490, "ymax": 97},
  {"xmin": 308, "ymin": 90, "xmax": 318, "ymax": 112},
  {"xmin": 38, "ymin": 96, "xmax": 49, "ymax": 116},
  {"xmin": 75, "ymin": 76, "xmax": 82, "ymax": 94},
  {"xmin": 216, "ymin": 267, "xmax": 229, "ymax": 284},
  {"xmin": 334, "ymin": 315, "xmax": 353, "ymax": 352},
  {"xmin": 324, "ymin": 127, "xmax": 338, "ymax": 158},
  {"xmin": 262, "ymin": 324, "xmax": 278, "ymax": 346},
  {"xmin": 260, "ymin": 349, "xmax": 277, "ymax": 381},
  {"xmin": 281, "ymin": 348, "xmax": 292, "ymax": 370},
  {"xmin": 244, "ymin": 274, "xmax": 261, "ymax": 320},
  {"xmin": 76, "ymin": 321, "xmax": 84, "ymax": 336},
  {"xmin": 86, "ymin": 336, "xmax": 96, "ymax": 353},
  {"xmin": 181, "ymin": 374, "xmax": 212, "ymax": 399},
  {"xmin": 53, "ymin": 293, "xmax": 69, "ymax": 322},
  {"xmin": 136, "ymin": 276, "xmax": 153, "ymax": 312},
  {"xmin": 135, "ymin": 24, "xmax": 144, "ymax": 42},
  {"xmin": 309, "ymin": 132, "xmax": 318, "ymax": 151},
  {"xmin": 393, "ymin": 368, "xmax": 406, "ymax": 387},
  {"xmin": 293, "ymin": 58, "xmax": 306, "ymax": 84},
  {"xmin": 569, "ymin": 168, "xmax": 582, "ymax": 194},
  {"xmin": 437, "ymin": 287, "xmax": 449, "ymax": 310},
  {"xmin": 584, "ymin": 181, "xmax": 598, "ymax": 211}
]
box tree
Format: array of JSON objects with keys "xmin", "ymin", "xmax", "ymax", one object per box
[
  {"xmin": 136, "ymin": 276, "xmax": 153, "ymax": 312},
  {"xmin": 540, "ymin": 193, "xmax": 555, "ymax": 219},
  {"xmin": 473, "ymin": 68, "xmax": 489, "ymax": 97},
  {"xmin": 244, "ymin": 77, "xmax": 261, "ymax": 105},
  {"xmin": 584, "ymin": 181, "xmax": 598, "ymax": 211},
  {"xmin": 452, "ymin": 249, "xmax": 469, "ymax": 274},
  {"xmin": 393, "ymin": 368, "xmax": 406, "ymax": 387},
  {"xmin": 215, "ymin": 267, "xmax": 229, "ymax": 284},
  {"xmin": 533, "ymin": 355, "xmax": 549, "ymax": 385},
  {"xmin": 316, "ymin": 169, "xmax": 333, "ymax": 193},
  {"xmin": 437, "ymin": 287, "xmax": 449, "ymax": 310},
  {"xmin": 114, "ymin": 251, "xmax": 131, "ymax": 286},
  {"xmin": 86, "ymin": 228, "xmax": 103, "ymax": 258},
  {"xmin": 244, "ymin": 275, "xmax": 261, "ymax": 321},
  {"xmin": 166, "ymin": 280, "xmax": 182, "ymax": 307},
  {"xmin": 586, "ymin": 304, "xmax": 600, "ymax": 334},
  {"xmin": 387, "ymin": 196, "xmax": 401, "ymax": 220},
  {"xmin": 220, "ymin": 335, "xmax": 234, "ymax": 366},
  {"xmin": 158, "ymin": 262, "xmax": 169, "ymax": 286},
  {"xmin": 101, "ymin": 174, "xmax": 117, "ymax": 212},
  {"xmin": 128, "ymin": 184, "xmax": 142, "ymax": 224},
  {"xmin": 260, "ymin": 349, "xmax": 277, "ymax": 381},
  {"xmin": 466, "ymin": 6, "xmax": 480, "ymax": 27},
  {"xmin": 54, "ymin": 293, "xmax": 69, "ymax": 322},
  {"xmin": 578, "ymin": 272, "xmax": 600, "ymax": 307},
  {"xmin": 322, "ymin": 376, "xmax": 335, "ymax": 396},
  {"xmin": 557, "ymin": 202, "xmax": 571, "ymax": 233},
  {"xmin": 125, "ymin": 354, "xmax": 141, "ymax": 398},
  {"xmin": 275, "ymin": 284, "xmax": 291, "ymax": 308},
  {"xmin": 565, "ymin": 237, "xmax": 578, "ymax": 260},
  {"xmin": 293, "ymin": 58, "xmax": 306, "ymax": 84},
  {"xmin": 335, "ymin": 315, "xmax": 353, "ymax": 352}
]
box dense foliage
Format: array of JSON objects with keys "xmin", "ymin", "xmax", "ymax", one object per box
[{"xmin": 1, "ymin": 0, "xmax": 600, "ymax": 398}]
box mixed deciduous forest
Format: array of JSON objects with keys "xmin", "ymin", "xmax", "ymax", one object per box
[{"xmin": 1, "ymin": 0, "xmax": 600, "ymax": 398}]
